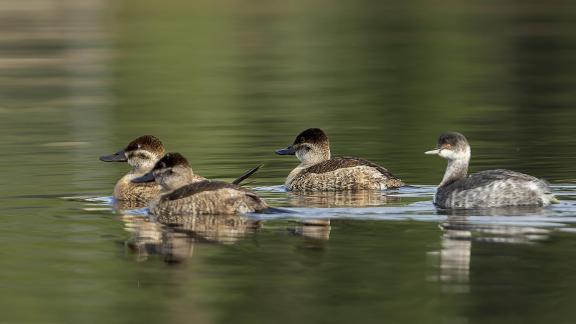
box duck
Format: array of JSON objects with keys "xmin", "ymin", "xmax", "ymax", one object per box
[
  {"xmin": 425, "ymin": 131, "xmax": 556, "ymax": 209},
  {"xmin": 100, "ymin": 135, "xmax": 167, "ymax": 203},
  {"xmin": 132, "ymin": 153, "xmax": 269, "ymax": 215},
  {"xmin": 275, "ymin": 128, "xmax": 404, "ymax": 191}
]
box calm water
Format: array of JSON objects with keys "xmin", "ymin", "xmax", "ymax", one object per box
[{"xmin": 2, "ymin": 0, "xmax": 576, "ymax": 323}]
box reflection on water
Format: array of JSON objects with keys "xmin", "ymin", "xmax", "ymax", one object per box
[
  {"xmin": 122, "ymin": 208, "xmax": 334, "ymax": 263},
  {"xmin": 286, "ymin": 190, "xmax": 400, "ymax": 208},
  {"xmin": 291, "ymin": 219, "xmax": 332, "ymax": 241},
  {"xmin": 431, "ymin": 211, "xmax": 556, "ymax": 294},
  {"xmin": 123, "ymin": 213, "xmax": 261, "ymax": 263}
]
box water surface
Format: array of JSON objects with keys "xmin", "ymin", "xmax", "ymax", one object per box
[{"xmin": 1, "ymin": 0, "xmax": 576, "ymax": 323}]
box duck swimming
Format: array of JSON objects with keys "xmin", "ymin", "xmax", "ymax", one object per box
[
  {"xmin": 425, "ymin": 132, "xmax": 556, "ymax": 209},
  {"xmin": 275, "ymin": 128, "xmax": 404, "ymax": 191},
  {"xmin": 100, "ymin": 135, "xmax": 166, "ymax": 203},
  {"xmin": 133, "ymin": 153, "xmax": 269, "ymax": 216}
]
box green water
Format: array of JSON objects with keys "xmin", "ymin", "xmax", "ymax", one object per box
[{"xmin": 1, "ymin": 0, "xmax": 576, "ymax": 323}]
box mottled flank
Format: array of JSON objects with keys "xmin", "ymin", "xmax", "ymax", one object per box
[
  {"xmin": 162, "ymin": 181, "xmax": 250, "ymax": 201},
  {"xmin": 289, "ymin": 157, "xmax": 404, "ymax": 191},
  {"xmin": 114, "ymin": 175, "xmax": 162, "ymax": 203},
  {"xmin": 435, "ymin": 169, "xmax": 554, "ymax": 209},
  {"xmin": 150, "ymin": 180, "xmax": 268, "ymax": 216}
]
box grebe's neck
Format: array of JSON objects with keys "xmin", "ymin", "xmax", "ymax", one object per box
[{"xmin": 439, "ymin": 149, "xmax": 470, "ymax": 187}]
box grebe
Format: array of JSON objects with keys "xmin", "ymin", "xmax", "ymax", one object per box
[{"xmin": 425, "ymin": 132, "xmax": 556, "ymax": 209}]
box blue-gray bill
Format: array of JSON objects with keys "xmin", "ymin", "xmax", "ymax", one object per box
[
  {"xmin": 99, "ymin": 150, "xmax": 128, "ymax": 162},
  {"xmin": 275, "ymin": 146, "xmax": 296, "ymax": 155},
  {"xmin": 132, "ymin": 172, "xmax": 155, "ymax": 183}
]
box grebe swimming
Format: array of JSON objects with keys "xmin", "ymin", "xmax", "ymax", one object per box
[{"xmin": 425, "ymin": 132, "xmax": 556, "ymax": 209}]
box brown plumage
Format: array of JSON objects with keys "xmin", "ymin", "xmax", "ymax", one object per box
[
  {"xmin": 134, "ymin": 153, "xmax": 269, "ymax": 216},
  {"xmin": 276, "ymin": 128, "xmax": 404, "ymax": 191},
  {"xmin": 124, "ymin": 135, "xmax": 164, "ymax": 156},
  {"xmin": 114, "ymin": 177, "xmax": 162, "ymax": 203},
  {"xmin": 151, "ymin": 180, "xmax": 268, "ymax": 216},
  {"xmin": 289, "ymin": 160, "xmax": 404, "ymax": 191},
  {"xmin": 100, "ymin": 135, "xmax": 165, "ymax": 203}
]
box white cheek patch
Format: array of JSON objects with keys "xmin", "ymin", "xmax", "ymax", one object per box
[
  {"xmin": 439, "ymin": 150, "xmax": 457, "ymax": 159},
  {"xmin": 439, "ymin": 148, "xmax": 470, "ymax": 161}
]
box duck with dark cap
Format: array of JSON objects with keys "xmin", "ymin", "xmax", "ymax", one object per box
[{"xmin": 275, "ymin": 128, "xmax": 404, "ymax": 191}]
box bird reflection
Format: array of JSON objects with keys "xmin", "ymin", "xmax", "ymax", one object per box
[
  {"xmin": 114, "ymin": 199, "xmax": 149, "ymax": 210},
  {"xmin": 436, "ymin": 216, "xmax": 472, "ymax": 289},
  {"xmin": 291, "ymin": 219, "xmax": 332, "ymax": 241},
  {"xmin": 121, "ymin": 213, "xmax": 261, "ymax": 263},
  {"xmin": 287, "ymin": 190, "xmax": 399, "ymax": 208},
  {"xmin": 432, "ymin": 207, "xmax": 553, "ymax": 291}
]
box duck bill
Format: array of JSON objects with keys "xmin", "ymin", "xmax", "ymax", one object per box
[
  {"xmin": 275, "ymin": 146, "xmax": 296, "ymax": 155},
  {"xmin": 132, "ymin": 172, "xmax": 155, "ymax": 183},
  {"xmin": 424, "ymin": 149, "xmax": 440, "ymax": 155},
  {"xmin": 100, "ymin": 150, "xmax": 127, "ymax": 162}
]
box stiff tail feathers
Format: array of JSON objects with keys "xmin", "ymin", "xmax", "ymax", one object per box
[{"xmin": 232, "ymin": 164, "xmax": 264, "ymax": 185}]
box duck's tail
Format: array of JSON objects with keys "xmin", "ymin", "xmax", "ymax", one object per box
[{"xmin": 232, "ymin": 164, "xmax": 264, "ymax": 185}]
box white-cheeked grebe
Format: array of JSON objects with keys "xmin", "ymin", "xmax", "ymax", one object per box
[{"xmin": 425, "ymin": 132, "xmax": 556, "ymax": 209}]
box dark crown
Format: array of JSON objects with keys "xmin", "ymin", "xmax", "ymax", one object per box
[
  {"xmin": 125, "ymin": 135, "xmax": 164, "ymax": 154},
  {"xmin": 293, "ymin": 128, "xmax": 329, "ymax": 145},
  {"xmin": 438, "ymin": 132, "xmax": 468, "ymax": 148},
  {"xmin": 153, "ymin": 152, "xmax": 189, "ymax": 170}
]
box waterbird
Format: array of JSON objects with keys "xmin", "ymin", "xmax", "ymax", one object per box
[
  {"xmin": 132, "ymin": 153, "xmax": 269, "ymax": 215},
  {"xmin": 275, "ymin": 128, "xmax": 404, "ymax": 191},
  {"xmin": 425, "ymin": 132, "xmax": 556, "ymax": 209},
  {"xmin": 100, "ymin": 135, "xmax": 165, "ymax": 203}
]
